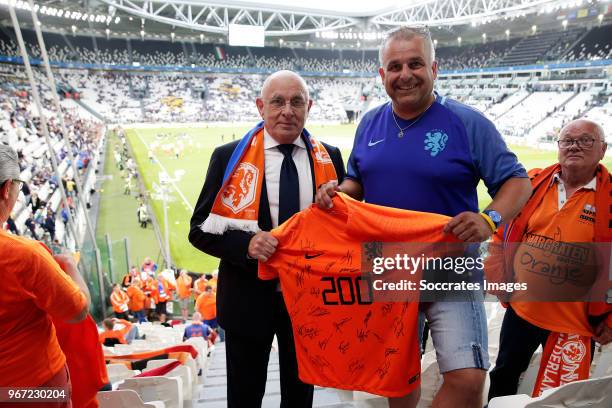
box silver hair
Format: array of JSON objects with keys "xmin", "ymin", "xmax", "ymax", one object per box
[
  {"xmin": 0, "ymin": 145, "xmax": 19, "ymax": 185},
  {"xmin": 379, "ymin": 26, "xmax": 436, "ymax": 67}
]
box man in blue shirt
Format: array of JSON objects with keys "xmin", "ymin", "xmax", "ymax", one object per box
[
  {"xmin": 317, "ymin": 26, "xmax": 532, "ymax": 407},
  {"xmin": 183, "ymin": 312, "xmax": 213, "ymax": 341}
]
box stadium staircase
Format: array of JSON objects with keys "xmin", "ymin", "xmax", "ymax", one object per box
[
  {"xmin": 60, "ymin": 33, "xmax": 79, "ymax": 60},
  {"xmin": 499, "ymin": 28, "xmax": 579, "ymax": 66},
  {"xmin": 559, "ymin": 29, "xmax": 590, "ymax": 61},
  {"xmin": 246, "ymin": 47, "xmax": 256, "ymax": 66},
  {"xmin": 527, "ymin": 91, "xmax": 579, "ymax": 135},
  {"xmin": 195, "ymin": 342, "xmax": 386, "ymax": 407},
  {"xmin": 74, "ymin": 99, "xmax": 107, "ymax": 122},
  {"xmin": 494, "ymin": 92, "xmax": 531, "ymax": 120}
]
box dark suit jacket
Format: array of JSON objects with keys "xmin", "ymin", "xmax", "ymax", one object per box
[{"xmin": 189, "ymin": 137, "xmax": 345, "ymax": 340}]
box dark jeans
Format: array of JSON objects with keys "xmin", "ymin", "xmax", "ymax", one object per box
[
  {"xmin": 133, "ymin": 309, "xmax": 146, "ymax": 323},
  {"xmin": 155, "ymin": 301, "xmax": 167, "ymax": 316},
  {"xmin": 488, "ymin": 306, "xmax": 550, "ymax": 400}
]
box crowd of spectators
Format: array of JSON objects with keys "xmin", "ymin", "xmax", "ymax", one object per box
[
  {"xmin": 2, "ymin": 24, "xmax": 608, "ymax": 75},
  {"xmin": 0, "ymin": 75, "xmax": 104, "ymax": 247}
]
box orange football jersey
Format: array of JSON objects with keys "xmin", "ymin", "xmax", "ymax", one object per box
[{"xmin": 259, "ymin": 194, "xmax": 457, "ymax": 397}]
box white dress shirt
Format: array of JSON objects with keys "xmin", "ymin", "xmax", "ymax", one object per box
[
  {"xmin": 264, "ymin": 129, "xmax": 314, "ymax": 228},
  {"xmin": 552, "ymin": 173, "xmax": 596, "ymax": 210}
]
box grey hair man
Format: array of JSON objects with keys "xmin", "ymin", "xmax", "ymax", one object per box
[{"xmin": 317, "ymin": 26, "xmax": 531, "ymax": 407}]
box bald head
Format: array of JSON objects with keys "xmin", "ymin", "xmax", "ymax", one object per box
[
  {"xmin": 560, "ymin": 119, "xmax": 605, "ymax": 142},
  {"xmin": 558, "ymin": 118, "xmax": 607, "ymax": 178},
  {"xmin": 256, "ymin": 70, "xmax": 313, "ymax": 144},
  {"xmin": 260, "ymin": 70, "xmax": 309, "ymax": 100}
]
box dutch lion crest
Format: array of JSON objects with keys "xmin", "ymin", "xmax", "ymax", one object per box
[
  {"xmin": 424, "ymin": 130, "xmax": 448, "ymax": 157},
  {"xmin": 221, "ymin": 162, "xmax": 259, "ymax": 213}
]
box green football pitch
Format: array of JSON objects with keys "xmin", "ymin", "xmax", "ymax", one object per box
[{"xmin": 120, "ymin": 124, "xmax": 612, "ymax": 274}]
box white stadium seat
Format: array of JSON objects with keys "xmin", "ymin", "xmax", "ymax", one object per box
[
  {"xmin": 97, "ymin": 389, "xmax": 165, "ymax": 408},
  {"xmin": 490, "ymin": 375, "xmax": 612, "ymax": 408},
  {"xmin": 118, "ymin": 376, "xmax": 183, "ymax": 408}
]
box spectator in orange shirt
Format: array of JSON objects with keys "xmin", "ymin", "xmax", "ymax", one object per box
[
  {"xmin": 193, "ymin": 273, "xmax": 208, "ymax": 297},
  {"xmin": 488, "ymin": 119, "xmax": 612, "ymax": 400},
  {"xmin": 98, "ymin": 318, "xmax": 133, "ymax": 347},
  {"xmin": 207, "ymin": 270, "xmax": 218, "ymax": 293},
  {"xmin": 127, "ymin": 279, "xmax": 147, "ymax": 323},
  {"xmin": 176, "ymin": 269, "xmax": 193, "ymax": 319},
  {"xmin": 109, "ymin": 284, "xmax": 129, "ymax": 319},
  {"xmin": 0, "ymin": 145, "xmax": 90, "ymax": 402},
  {"xmin": 155, "ymin": 272, "xmax": 172, "ymax": 316},
  {"xmin": 195, "ymin": 286, "xmax": 217, "ymax": 329},
  {"xmin": 142, "ymin": 274, "xmax": 158, "ymax": 320}
]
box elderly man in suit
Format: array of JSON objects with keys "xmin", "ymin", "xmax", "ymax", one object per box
[{"xmin": 189, "ymin": 70, "xmax": 345, "ymax": 407}]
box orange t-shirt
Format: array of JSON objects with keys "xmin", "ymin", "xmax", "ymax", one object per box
[
  {"xmin": 0, "ymin": 230, "xmax": 87, "ymax": 387},
  {"xmin": 195, "ymin": 293, "xmax": 217, "ymax": 321},
  {"xmin": 207, "ymin": 278, "xmax": 218, "ymax": 292},
  {"xmin": 143, "ymin": 277, "xmax": 158, "ymax": 307},
  {"xmin": 98, "ymin": 319, "xmax": 132, "ymax": 345},
  {"xmin": 127, "ymin": 285, "xmax": 146, "ymax": 312},
  {"xmin": 110, "ymin": 290, "xmax": 129, "ymax": 313},
  {"xmin": 259, "ymin": 194, "xmax": 457, "ymax": 397},
  {"xmin": 511, "ymin": 181, "xmax": 596, "ymax": 336},
  {"xmin": 193, "ymin": 277, "xmax": 208, "ymax": 296},
  {"xmin": 177, "ymin": 275, "xmax": 192, "ymax": 299}
]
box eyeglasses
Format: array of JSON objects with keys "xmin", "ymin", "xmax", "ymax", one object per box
[
  {"xmin": 557, "ymin": 137, "xmax": 600, "ymax": 149},
  {"xmin": 1, "ymin": 179, "xmax": 25, "ymax": 191},
  {"xmin": 266, "ymin": 97, "xmax": 307, "ymax": 110},
  {"xmin": 11, "ymin": 179, "xmax": 25, "ymax": 191}
]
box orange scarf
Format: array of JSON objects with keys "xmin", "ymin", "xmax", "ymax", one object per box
[
  {"xmin": 532, "ymin": 333, "xmax": 591, "ymax": 397},
  {"xmin": 201, "ymin": 122, "xmax": 338, "ymax": 234}
]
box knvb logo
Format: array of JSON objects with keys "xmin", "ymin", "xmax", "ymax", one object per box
[{"xmin": 424, "ymin": 130, "xmax": 448, "ymax": 157}]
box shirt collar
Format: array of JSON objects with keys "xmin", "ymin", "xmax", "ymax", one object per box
[
  {"xmin": 264, "ymin": 128, "xmax": 306, "ymax": 150},
  {"xmin": 552, "ymin": 172, "xmax": 597, "ymax": 191}
]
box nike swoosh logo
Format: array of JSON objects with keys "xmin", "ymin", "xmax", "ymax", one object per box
[
  {"xmin": 304, "ymin": 252, "xmax": 324, "ymax": 259},
  {"xmin": 368, "ymin": 139, "xmax": 384, "ymax": 147}
]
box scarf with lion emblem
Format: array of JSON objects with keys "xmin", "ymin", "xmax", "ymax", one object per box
[{"xmin": 201, "ymin": 121, "xmax": 338, "ymax": 234}]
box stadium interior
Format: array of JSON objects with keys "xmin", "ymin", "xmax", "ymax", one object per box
[{"xmin": 0, "ymin": 0, "xmax": 611, "ymax": 406}]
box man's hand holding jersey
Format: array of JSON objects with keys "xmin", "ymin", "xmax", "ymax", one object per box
[
  {"xmin": 443, "ymin": 212, "xmax": 494, "ymax": 242},
  {"xmin": 315, "ymin": 179, "xmax": 363, "ymax": 209},
  {"xmin": 248, "ymin": 232, "xmax": 278, "ymax": 262}
]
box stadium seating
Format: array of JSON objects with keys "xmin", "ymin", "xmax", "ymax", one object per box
[
  {"xmin": 564, "ymin": 25, "xmax": 612, "ymax": 62},
  {"xmin": 97, "ymin": 389, "xmax": 166, "ymax": 408},
  {"xmin": 106, "ymin": 364, "xmax": 141, "ymax": 384},
  {"xmin": 1, "ymin": 24, "xmax": 609, "ymax": 75},
  {"xmin": 117, "ymin": 376, "xmax": 183, "ymax": 408},
  {"xmin": 489, "ymin": 375, "xmax": 612, "ymax": 408}
]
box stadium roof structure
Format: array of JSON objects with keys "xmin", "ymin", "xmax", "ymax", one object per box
[
  {"xmin": 1, "ymin": 0, "xmax": 609, "ymax": 47},
  {"xmin": 96, "ymin": 0, "xmax": 590, "ymax": 35}
]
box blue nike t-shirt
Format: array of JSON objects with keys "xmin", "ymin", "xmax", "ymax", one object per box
[{"xmin": 347, "ymin": 94, "xmax": 527, "ymax": 216}]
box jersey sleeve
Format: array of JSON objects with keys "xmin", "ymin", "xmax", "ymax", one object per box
[
  {"xmin": 447, "ymin": 100, "xmax": 528, "ymax": 197},
  {"xmin": 24, "ymin": 243, "xmax": 87, "ymax": 322},
  {"xmin": 257, "ymin": 211, "xmax": 302, "ymax": 280}
]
